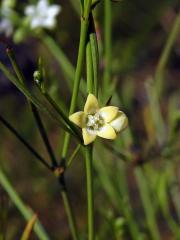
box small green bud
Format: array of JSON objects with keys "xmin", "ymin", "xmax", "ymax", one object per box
[
  {"xmin": 33, "ymin": 58, "xmax": 46, "ymax": 93},
  {"xmin": 33, "ymin": 70, "xmax": 42, "ymax": 85},
  {"xmin": 13, "ymin": 28, "xmax": 27, "ymax": 43}
]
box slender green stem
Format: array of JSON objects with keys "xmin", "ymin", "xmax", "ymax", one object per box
[
  {"xmin": 62, "ymin": 2, "xmax": 92, "ymax": 159},
  {"xmin": 135, "ymin": 167, "xmax": 161, "ymax": 240},
  {"xmin": 61, "ymin": 190, "xmax": 79, "ymax": 240},
  {"xmin": 5, "ymin": 49, "xmax": 59, "ymax": 168},
  {"xmin": 69, "ymin": 20, "xmax": 90, "ymax": 115},
  {"xmin": 155, "ymin": 11, "xmax": 180, "ymax": 97},
  {"xmin": 0, "ymin": 62, "xmax": 72, "ymax": 134},
  {"xmin": 43, "ymin": 92, "xmax": 82, "ymax": 142},
  {"xmin": 85, "ymin": 146, "xmax": 94, "ymax": 240},
  {"xmin": 67, "ymin": 144, "xmax": 81, "ymax": 168},
  {"xmin": 103, "ymin": 0, "xmax": 112, "ymax": 99},
  {"xmin": 2, "ymin": 48, "xmax": 80, "ymax": 240},
  {"xmin": 94, "ymin": 144, "xmax": 140, "ymax": 240},
  {"xmin": 6, "ymin": 48, "xmax": 25, "ymax": 84},
  {"xmin": 86, "ymin": 40, "xmax": 94, "ymax": 93},
  {"xmin": 84, "ymin": 0, "xmax": 93, "ymax": 20},
  {"xmin": 59, "ymin": 2, "xmax": 92, "ymax": 239},
  {"xmin": 0, "ymin": 115, "xmax": 51, "ymax": 170},
  {"xmin": 0, "ymin": 168, "xmax": 50, "ymax": 240},
  {"xmin": 87, "ymin": 13, "xmax": 99, "ymax": 96},
  {"xmin": 90, "ymin": 33, "xmax": 99, "ymax": 96},
  {"xmin": 41, "ymin": 35, "xmax": 87, "ymax": 97},
  {"xmin": 30, "ymin": 104, "xmax": 58, "ymax": 168}
]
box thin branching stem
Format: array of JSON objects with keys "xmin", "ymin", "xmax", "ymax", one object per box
[
  {"xmin": 67, "ymin": 144, "xmax": 81, "ymax": 168},
  {"xmin": 30, "ymin": 104, "xmax": 58, "ymax": 168},
  {"xmin": 0, "ymin": 115, "xmax": 52, "ymax": 170},
  {"xmin": 4, "ymin": 47, "xmax": 80, "ymax": 240},
  {"xmin": 7, "ymin": 47, "xmax": 58, "ymax": 168}
]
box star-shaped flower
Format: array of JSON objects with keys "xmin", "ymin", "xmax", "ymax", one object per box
[
  {"xmin": 25, "ymin": 0, "xmax": 61, "ymax": 29},
  {"xmin": 69, "ymin": 94, "xmax": 128, "ymax": 145}
]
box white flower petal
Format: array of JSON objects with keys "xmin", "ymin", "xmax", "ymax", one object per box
[
  {"xmin": 48, "ymin": 5, "xmax": 61, "ymax": 17},
  {"xmin": 31, "ymin": 18, "xmax": 43, "ymax": 29},
  {"xmin": 25, "ymin": 6, "xmax": 35, "ymax": 16},
  {"xmin": 110, "ymin": 111, "xmax": 128, "ymax": 132},
  {"xmin": 84, "ymin": 94, "xmax": 99, "ymax": 114},
  {"xmin": 82, "ymin": 128, "xmax": 96, "ymax": 145},
  {"xmin": 99, "ymin": 106, "xmax": 118, "ymax": 123},
  {"xmin": 97, "ymin": 124, "xmax": 116, "ymax": 139},
  {"xmin": 25, "ymin": 0, "xmax": 61, "ymax": 30},
  {"xmin": 37, "ymin": 0, "xmax": 48, "ymax": 11}
]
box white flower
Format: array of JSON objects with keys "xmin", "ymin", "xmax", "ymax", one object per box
[
  {"xmin": 25, "ymin": 0, "xmax": 61, "ymax": 29},
  {"xmin": 0, "ymin": 5, "xmax": 13, "ymax": 37},
  {"xmin": 69, "ymin": 94, "xmax": 128, "ymax": 145},
  {"xmin": 0, "ymin": 18, "xmax": 13, "ymax": 36}
]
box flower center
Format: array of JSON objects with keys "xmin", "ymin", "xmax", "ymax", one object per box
[{"xmin": 86, "ymin": 112, "xmax": 104, "ymax": 131}]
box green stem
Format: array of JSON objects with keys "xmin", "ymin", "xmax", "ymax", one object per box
[
  {"xmin": 85, "ymin": 146, "xmax": 94, "ymax": 240},
  {"xmin": 86, "ymin": 40, "xmax": 94, "ymax": 93},
  {"xmin": 94, "ymin": 145, "xmax": 140, "ymax": 240},
  {"xmin": 43, "ymin": 92, "xmax": 82, "ymax": 143},
  {"xmin": 135, "ymin": 167, "xmax": 161, "ymax": 240},
  {"xmin": 0, "ymin": 62, "xmax": 72, "ymax": 134},
  {"xmin": 30, "ymin": 104, "xmax": 58, "ymax": 168},
  {"xmin": 59, "ymin": 2, "xmax": 92, "ymax": 239},
  {"xmin": 5, "ymin": 49, "xmax": 58, "ymax": 168},
  {"xmin": 6, "ymin": 48, "xmax": 25, "ymax": 84},
  {"xmin": 62, "ymin": 3, "xmax": 92, "ymax": 159},
  {"xmin": 2, "ymin": 50, "xmax": 80, "ymax": 240},
  {"xmin": 0, "ymin": 115, "xmax": 51, "ymax": 171},
  {"xmin": 155, "ymin": 11, "xmax": 180, "ymax": 97},
  {"xmin": 69, "ymin": 20, "xmax": 89, "ymax": 115},
  {"xmin": 103, "ymin": 0, "xmax": 112, "ymax": 100},
  {"xmin": 67, "ymin": 144, "xmax": 81, "ymax": 168},
  {"xmin": 89, "ymin": 13, "xmax": 99, "ymax": 97},
  {"xmin": 61, "ymin": 190, "xmax": 79, "ymax": 240},
  {"xmin": 0, "ymin": 168, "xmax": 50, "ymax": 240},
  {"xmin": 41, "ymin": 35, "xmax": 87, "ymax": 98}
]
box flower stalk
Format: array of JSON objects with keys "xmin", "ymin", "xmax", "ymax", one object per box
[
  {"xmin": 61, "ymin": 0, "xmax": 92, "ymax": 159},
  {"xmin": 103, "ymin": 0, "xmax": 112, "ymax": 100},
  {"xmin": 85, "ymin": 145, "xmax": 94, "ymax": 240}
]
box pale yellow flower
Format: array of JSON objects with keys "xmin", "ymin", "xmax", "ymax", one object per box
[{"xmin": 69, "ymin": 94, "xmax": 128, "ymax": 145}]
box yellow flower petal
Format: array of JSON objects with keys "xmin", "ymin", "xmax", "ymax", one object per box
[
  {"xmin": 84, "ymin": 94, "xmax": 99, "ymax": 114},
  {"xmin": 82, "ymin": 128, "xmax": 96, "ymax": 145},
  {"xmin": 99, "ymin": 106, "xmax": 118, "ymax": 123},
  {"xmin": 97, "ymin": 124, "xmax": 116, "ymax": 139},
  {"xmin": 110, "ymin": 111, "xmax": 128, "ymax": 132},
  {"xmin": 69, "ymin": 111, "xmax": 85, "ymax": 128}
]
